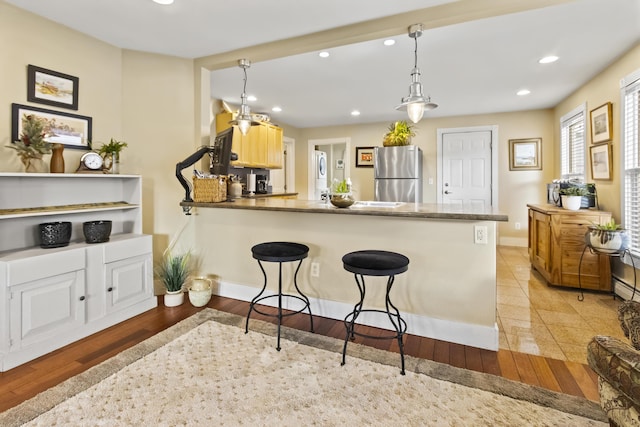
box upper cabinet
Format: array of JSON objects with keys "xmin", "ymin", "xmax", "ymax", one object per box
[{"xmin": 215, "ymin": 112, "xmax": 283, "ymax": 169}]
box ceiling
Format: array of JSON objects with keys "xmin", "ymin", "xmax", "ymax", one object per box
[{"xmin": 6, "ymin": 0, "xmax": 640, "ymax": 128}]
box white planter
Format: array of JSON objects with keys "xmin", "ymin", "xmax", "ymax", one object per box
[
  {"xmin": 188, "ymin": 277, "xmax": 212, "ymax": 307},
  {"xmin": 164, "ymin": 290, "xmax": 184, "ymax": 307},
  {"xmin": 561, "ymin": 195, "xmax": 582, "ymax": 211},
  {"xmin": 585, "ymin": 227, "xmax": 630, "ymax": 254}
]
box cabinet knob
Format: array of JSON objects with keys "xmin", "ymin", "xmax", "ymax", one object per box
[
  {"xmin": 107, "ymin": 287, "xmax": 113, "ymax": 292},
  {"xmin": 79, "ymin": 296, "xmax": 86, "ymax": 301}
]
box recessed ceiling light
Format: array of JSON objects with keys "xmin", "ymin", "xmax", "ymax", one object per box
[
  {"xmin": 153, "ymin": 0, "xmax": 174, "ymax": 5},
  {"xmin": 351, "ymin": 110, "xmax": 361, "ymax": 116},
  {"xmin": 383, "ymin": 39, "xmax": 396, "ymax": 46},
  {"xmin": 517, "ymin": 89, "xmax": 531, "ymax": 96},
  {"xmin": 319, "ymin": 51, "xmax": 330, "ymax": 58},
  {"xmin": 247, "ymin": 95, "xmax": 257, "ymax": 102},
  {"xmin": 272, "ymin": 106, "xmax": 282, "ymax": 113},
  {"xmin": 539, "ymin": 55, "xmax": 559, "ymax": 64}
]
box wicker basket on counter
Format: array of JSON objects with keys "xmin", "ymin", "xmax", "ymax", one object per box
[{"xmin": 193, "ymin": 176, "xmax": 227, "ymax": 203}]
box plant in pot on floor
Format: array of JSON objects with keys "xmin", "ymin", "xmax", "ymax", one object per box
[
  {"xmin": 559, "ymin": 186, "xmax": 591, "ymax": 211},
  {"xmin": 585, "ymin": 219, "xmax": 630, "ymax": 254},
  {"xmin": 157, "ymin": 251, "xmax": 192, "ymax": 307}
]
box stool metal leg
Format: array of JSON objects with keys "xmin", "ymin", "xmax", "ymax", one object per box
[
  {"xmin": 384, "ymin": 275, "xmax": 406, "ymax": 375},
  {"xmin": 276, "ymin": 261, "xmax": 283, "ymax": 351},
  {"xmin": 341, "ymin": 273, "xmax": 366, "ymax": 366},
  {"xmin": 293, "ymin": 259, "xmax": 314, "ymax": 333},
  {"xmin": 245, "ymin": 259, "xmax": 269, "ymax": 334}
]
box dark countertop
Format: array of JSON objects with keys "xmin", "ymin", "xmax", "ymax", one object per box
[{"xmin": 181, "ymin": 198, "xmax": 508, "ymax": 221}]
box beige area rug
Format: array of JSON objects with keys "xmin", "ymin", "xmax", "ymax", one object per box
[{"xmin": 1, "ymin": 308, "xmax": 607, "ymax": 426}]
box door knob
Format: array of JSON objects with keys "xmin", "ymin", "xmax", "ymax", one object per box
[{"xmin": 444, "ymin": 190, "xmax": 452, "ymax": 194}]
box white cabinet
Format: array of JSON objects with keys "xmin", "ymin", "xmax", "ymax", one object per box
[{"xmin": 0, "ymin": 173, "xmax": 156, "ymax": 371}]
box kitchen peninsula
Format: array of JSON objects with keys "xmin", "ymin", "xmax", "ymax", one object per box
[{"xmin": 181, "ymin": 198, "xmax": 508, "ymax": 350}]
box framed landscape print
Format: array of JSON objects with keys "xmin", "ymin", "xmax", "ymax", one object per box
[
  {"xmin": 27, "ymin": 65, "xmax": 79, "ymax": 110},
  {"xmin": 590, "ymin": 142, "xmax": 612, "ymax": 180},
  {"xmin": 590, "ymin": 102, "xmax": 612, "ymax": 144},
  {"xmin": 509, "ymin": 138, "xmax": 542, "ymax": 170},
  {"xmin": 12, "ymin": 103, "xmax": 92, "ymax": 149}
]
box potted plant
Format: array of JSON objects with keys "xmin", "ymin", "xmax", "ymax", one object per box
[
  {"xmin": 156, "ymin": 251, "xmax": 191, "ymax": 307},
  {"xmin": 98, "ymin": 138, "xmax": 128, "ymax": 173},
  {"xmin": 383, "ymin": 121, "xmax": 415, "ymax": 146},
  {"xmin": 329, "ymin": 178, "xmax": 354, "ymax": 208},
  {"xmin": 585, "ymin": 219, "xmax": 630, "ymax": 254},
  {"xmin": 559, "ymin": 186, "xmax": 591, "ymax": 211},
  {"xmin": 6, "ymin": 114, "xmax": 51, "ymax": 172}
]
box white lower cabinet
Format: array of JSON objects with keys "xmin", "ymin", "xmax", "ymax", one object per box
[
  {"xmin": 10, "ymin": 270, "xmax": 86, "ymax": 351},
  {"xmin": 0, "ymin": 235, "xmax": 156, "ymax": 371}
]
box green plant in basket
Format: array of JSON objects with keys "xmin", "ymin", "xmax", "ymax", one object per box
[
  {"xmin": 331, "ymin": 179, "xmax": 350, "ymax": 194},
  {"xmin": 383, "ymin": 121, "xmax": 415, "ymax": 146}
]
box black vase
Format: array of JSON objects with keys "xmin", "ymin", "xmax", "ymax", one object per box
[
  {"xmin": 39, "ymin": 222, "xmax": 72, "ymax": 248},
  {"xmin": 83, "ymin": 220, "xmax": 112, "ymax": 244}
]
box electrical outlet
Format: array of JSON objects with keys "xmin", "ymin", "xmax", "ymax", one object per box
[
  {"xmin": 311, "ymin": 262, "xmax": 320, "ymax": 277},
  {"xmin": 515, "ymin": 222, "xmax": 521, "ymax": 230},
  {"xmin": 474, "ymin": 225, "xmax": 488, "ymax": 244}
]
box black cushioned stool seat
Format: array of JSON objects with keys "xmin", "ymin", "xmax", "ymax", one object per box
[
  {"xmin": 245, "ymin": 242, "xmax": 314, "ymax": 351},
  {"xmin": 341, "ymin": 250, "xmax": 409, "ymax": 374}
]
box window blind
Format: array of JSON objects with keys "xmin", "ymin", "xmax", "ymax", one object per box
[
  {"xmin": 622, "ymin": 69, "xmax": 640, "ymax": 256},
  {"xmin": 560, "ymin": 104, "xmax": 586, "ymax": 181}
]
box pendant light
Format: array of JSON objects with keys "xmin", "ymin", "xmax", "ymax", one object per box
[
  {"xmin": 395, "ymin": 24, "xmax": 438, "ymax": 123},
  {"xmin": 229, "ymin": 59, "xmax": 259, "ymax": 135}
]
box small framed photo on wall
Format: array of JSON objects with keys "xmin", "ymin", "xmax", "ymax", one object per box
[
  {"xmin": 508, "ymin": 138, "xmax": 542, "ymax": 171},
  {"xmin": 27, "ymin": 65, "xmax": 79, "ymax": 110},
  {"xmin": 590, "ymin": 142, "xmax": 612, "ymax": 180},
  {"xmin": 590, "ymin": 102, "xmax": 612, "ymax": 144},
  {"xmin": 355, "ymin": 146, "xmax": 375, "ymax": 168}
]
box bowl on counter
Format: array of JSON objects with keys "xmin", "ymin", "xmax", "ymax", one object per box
[
  {"xmin": 330, "ymin": 193, "xmax": 355, "ymax": 208},
  {"xmin": 39, "ymin": 221, "xmax": 72, "ymax": 248},
  {"xmin": 83, "ymin": 220, "xmax": 112, "ymax": 243}
]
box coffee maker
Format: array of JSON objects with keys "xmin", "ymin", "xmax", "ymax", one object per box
[{"xmin": 256, "ymin": 174, "xmax": 268, "ymax": 194}]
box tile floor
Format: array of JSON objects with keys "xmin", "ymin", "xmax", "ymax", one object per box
[{"xmin": 497, "ymin": 245, "xmax": 626, "ymax": 363}]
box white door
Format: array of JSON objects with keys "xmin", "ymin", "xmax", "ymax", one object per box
[
  {"xmin": 268, "ymin": 137, "xmax": 294, "ymax": 193},
  {"xmin": 438, "ymin": 128, "xmax": 495, "ymax": 208}
]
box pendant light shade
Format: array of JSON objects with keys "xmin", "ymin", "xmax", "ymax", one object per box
[
  {"xmin": 395, "ymin": 24, "xmax": 437, "ymax": 123},
  {"xmin": 229, "ymin": 59, "xmax": 259, "ymax": 135}
]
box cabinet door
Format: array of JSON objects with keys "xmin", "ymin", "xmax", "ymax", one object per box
[
  {"xmin": 267, "ymin": 125, "xmax": 283, "ymax": 169},
  {"xmin": 105, "ymin": 254, "xmax": 152, "ymax": 314},
  {"xmin": 9, "ymin": 270, "xmax": 85, "ymax": 351},
  {"xmin": 248, "ymin": 125, "xmax": 268, "ymax": 167},
  {"xmin": 529, "ymin": 210, "xmax": 551, "ymax": 280}
]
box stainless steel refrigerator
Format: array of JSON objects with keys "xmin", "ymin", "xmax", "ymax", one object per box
[{"xmin": 374, "ymin": 146, "xmax": 423, "ymax": 203}]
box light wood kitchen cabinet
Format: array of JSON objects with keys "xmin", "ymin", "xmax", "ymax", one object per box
[
  {"xmin": 215, "ymin": 112, "xmax": 283, "ymax": 169},
  {"xmin": 527, "ymin": 204, "xmax": 612, "ymax": 291}
]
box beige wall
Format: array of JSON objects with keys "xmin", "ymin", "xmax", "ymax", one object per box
[
  {"xmin": 554, "ymin": 42, "xmax": 640, "ymax": 223},
  {"xmin": 295, "ymin": 109, "xmax": 555, "ymax": 245},
  {"xmin": 0, "ymin": 3, "xmax": 197, "ymax": 269}
]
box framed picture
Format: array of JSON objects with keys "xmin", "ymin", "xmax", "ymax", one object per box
[
  {"xmin": 508, "ymin": 138, "xmax": 542, "ymax": 170},
  {"xmin": 590, "ymin": 142, "xmax": 612, "ymax": 180},
  {"xmin": 590, "ymin": 102, "xmax": 612, "ymax": 144},
  {"xmin": 11, "ymin": 103, "xmax": 92, "ymax": 150},
  {"xmin": 355, "ymin": 146, "xmax": 375, "ymax": 168},
  {"xmin": 27, "ymin": 65, "xmax": 79, "ymax": 110}
]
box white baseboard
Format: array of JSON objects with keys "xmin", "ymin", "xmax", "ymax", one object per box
[
  {"xmin": 215, "ymin": 280, "xmax": 498, "ymax": 351},
  {"xmin": 613, "ymin": 277, "xmax": 640, "ymax": 302}
]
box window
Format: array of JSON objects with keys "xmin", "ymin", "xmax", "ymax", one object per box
[
  {"xmin": 622, "ymin": 68, "xmax": 640, "ymax": 257},
  {"xmin": 559, "ymin": 104, "xmax": 587, "ymax": 181}
]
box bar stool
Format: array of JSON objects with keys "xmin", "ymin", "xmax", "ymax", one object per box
[
  {"xmin": 245, "ymin": 241, "xmax": 314, "ymax": 351},
  {"xmin": 341, "ymin": 250, "xmax": 409, "ymax": 374}
]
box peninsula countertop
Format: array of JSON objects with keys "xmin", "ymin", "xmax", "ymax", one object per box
[{"xmin": 181, "ymin": 198, "xmax": 508, "ymax": 221}]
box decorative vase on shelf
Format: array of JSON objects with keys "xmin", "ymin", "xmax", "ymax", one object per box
[
  {"xmin": 50, "ymin": 143, "xmax": 65, "ymax": 173},
  {"xmin": 24, "ymin": 156, "xmax": 46, "ymax": 173}
]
